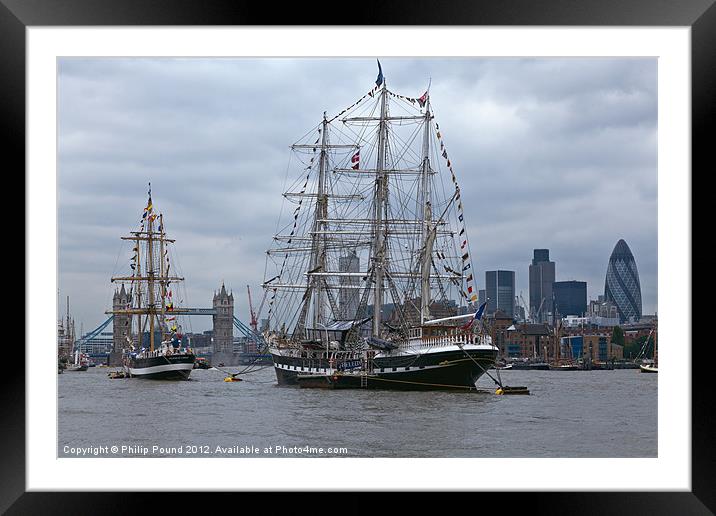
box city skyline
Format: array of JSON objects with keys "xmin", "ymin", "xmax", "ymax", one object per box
[{"xmin": 58, "ymin": 57, "xmax": 658, "ymax": 333}]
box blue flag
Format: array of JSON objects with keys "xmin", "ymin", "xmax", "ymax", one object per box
[
  {"xmin": 461, "ymin": 301, "xmax": 487, "ymax": 330},
  {"xmin": 375, "ymin": 59, "xmax": 384, "ymax": 87},
  {"xmin": 474, "ymin": 301, "xmax": 487, "ymax": 321}
]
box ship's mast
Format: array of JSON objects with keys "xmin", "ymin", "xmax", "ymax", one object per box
[
  {"xmin": 311, "ymin": 114, "xmax": 329, "ymax": 328},
  {"xmin": 159, "ymin": 213, "xmax": 167, "ymax": 342},
  {"xmin": 372, "ymin": 82, "xmax": 389, "ymax": 337},
  {"xmin": 134, "ymin": 230, "xmax": 142, "ymax": 350},
  {"xmin": 147, "ymin": 208, "xmax": 156, "ymax": 352},
  {"xmin": 66, "ymin": 295, "xmax": 70, "ymax": 337},
  {"xmin": 419, "ymin": 97, "xmax": 433, "ymax": 324},
  {"xmin": 107, "ymin": 187, "xmax": 184, "ymax": 352},
  {"xmin": 292, "ymin": 115, "xmax": 332, "ymax": 339}
]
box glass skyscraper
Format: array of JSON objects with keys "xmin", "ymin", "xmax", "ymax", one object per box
[
  {"xmin": 485, "ymin": 270, "xmax": 516, "ymax": 318},
  {"xmin": 553, "ymin": 280, "xmax": 587, "ymax": 317},
  {"xmin": 604, "ymin": 239, "xmax": 642, "ymax": 323}
]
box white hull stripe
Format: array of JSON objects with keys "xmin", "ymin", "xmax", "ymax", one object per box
[
  {"xmin": 129, "ymin": 363, "xmax": 194, "ymax": 375},
  {"xmin": 273, "ymin": 360, "xmax": 478, "ymax": 375}
]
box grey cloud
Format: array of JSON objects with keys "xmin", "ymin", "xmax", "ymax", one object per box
[{"xmin": 58, "ymin": 57, "xmax": 657, "ymax": 332}]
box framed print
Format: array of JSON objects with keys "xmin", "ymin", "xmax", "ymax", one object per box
[{"xmin": 4, "ymin": 0, "xmax": 711, "ymax": 513}]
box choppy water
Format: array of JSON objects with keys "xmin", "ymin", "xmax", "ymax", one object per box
[{"xmin": 58, "ymin": 366, "xmax": 656, "ymax": 458}]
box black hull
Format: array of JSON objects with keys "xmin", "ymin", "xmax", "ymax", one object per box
[
  {"xmin": 510, "ymin": 362, "xmax": 550, "ymax": 371},
  {"xmin": 273, "ymin": 348, "xmax": 497, "ymax": 391},
  {"xmin": 127, "ymin": 353, "xmax": 195, "ymax": 380}
]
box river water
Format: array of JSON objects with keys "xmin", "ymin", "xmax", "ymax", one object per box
[{"xmin": 58, "ymin": 365, "xmax": 656, "ymax": 458}]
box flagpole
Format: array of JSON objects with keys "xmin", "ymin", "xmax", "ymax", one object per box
[
  {"xmin": 372, "ymin": 63, "xmax": 387, "ymax": 337},
  {"xmin": 419, "ymin": 90, "xmax": 433, "ymax": 325}
]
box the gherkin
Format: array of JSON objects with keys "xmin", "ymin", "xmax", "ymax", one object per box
[{"xmin": 604, "ymin": 239, "xmax": 642, "ymax": 323}]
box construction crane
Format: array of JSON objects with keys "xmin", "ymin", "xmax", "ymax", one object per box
[
  {"xmin": 534, "ymin": 297, "xmax": 546, "ymax": 323},
  {"xmin": 247, "ymin": 284, "xmax": 270, "ymax": 334},
  {"xmin": 518, "ymin": 292, "xmax": 530, "ymax": 322},
  {"xmin": 247, "ymin": 285, "xmax": 258, "ymax": 333}
]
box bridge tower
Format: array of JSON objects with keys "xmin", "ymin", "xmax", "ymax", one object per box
[
  {"xmin": 212, "ymin": 283, "xmax": 235, "ymax": 365},
  {"xmin": 109, "ymin": 284, "xmax": 131, "ymax": 366}
]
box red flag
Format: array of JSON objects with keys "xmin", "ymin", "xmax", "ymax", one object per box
[
  {"xmin": 351, "ymin": 150, "xmax": 360, "ymax": 170},
  {"xmin": 418, "ymin": 91, "xmax": 428, "ymax": 108}
]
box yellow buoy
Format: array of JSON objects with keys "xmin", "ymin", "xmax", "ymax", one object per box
[{"xmin": 495, "ymin": 388, "xmax": 503, "ymax": 395}]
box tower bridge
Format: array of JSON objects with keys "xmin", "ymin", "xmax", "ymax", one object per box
[{"xmin": 79, "ymin": 283, "xmax": 264, "ymax": 366}]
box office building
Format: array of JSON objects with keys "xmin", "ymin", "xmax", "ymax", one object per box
[
  {"xmin": 553, "ymin": 280, "xmax": 587, "ymax": 317},
  {"xmin": 604, "ymin": 239, "xmax": 642, "ymax": 323},
  {"xmin": 529, "ymin": 249, "xmax": 555, "ymax": 323},
  {"xmin": 485, "ymin": 270, "xmax": 516, "ymax": 318}
]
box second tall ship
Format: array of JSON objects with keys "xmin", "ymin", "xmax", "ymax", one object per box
[
  {"xmin": 107, "ymin": 186, "xmax": 195, "ymax": 380},
  {"xmin": 262, "ymin": 62, "xmax": 498, "ymax": 390}
]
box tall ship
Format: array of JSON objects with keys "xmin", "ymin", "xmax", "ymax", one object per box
[
  {"xmin": 262, "ymin": 62, "xmax": 498, "ymax": 390},
  {"xmin": 106, "ymin": 185, "xmax": 195, "ymax": 380},
  {"xmin": 58, "ymin": 296, "xmax": 88, "ymax": 372}
]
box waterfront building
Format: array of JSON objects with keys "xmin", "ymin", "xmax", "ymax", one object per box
[
  {"xmin": 553, "ymin": 280, "xmax": 587, "ymax": 317},
  {"xmin": 621, "ymin": 319, "xmax": 657, "ymax": 348},
  {"xmin": 78, "ymin": 331, "xmax": 113, "ymax": 355},
  {"xmin": 562, "ymin": 315, "xmax": 619, "ymax": 329},
  {"xmin": 505, "ymin": 322, "xmax": 552, "ymax": 359},
  {"xmin": 338, "ymin": 251, "xmax": 360, "ymax": 320},
  {"xmin": 588, "ymin": 298, "xmax": 619, "ymax": 319},
  {"xmin": 485, "ymin": 270, "xmax": 516, "ymax": 318},
  {"xmin": 560, "ymin": 334, "xmax": 624, "ymax": 362},
  {"xmin": 529, "ymin": 249, "xmax": 555, "ymax": 323},
  {"xmin": 486, "ymin": 310, "xmax": 514, "ymax": 357},
  {"xmin": 186, "ymin": 331, "xmax": 213, "ymax": 354},
  {"xmin": 604, "ymin": 239, "xmax": 642, "ymax": 323}
]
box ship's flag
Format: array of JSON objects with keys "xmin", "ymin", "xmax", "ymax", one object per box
[
  {"xmin": 460, "ymin": 301, "xmax": 487, "ymax": 330},
  {"xmin": 351, "ymin": 150, "xmax": 360, "ymax": 170},
  {"xmin": 418, "ymin": 91, "xmax": 428, "ymax": 108},
  {"xmin": 375, "ymin": 60, "xmax": 384, "ymax": 87}
]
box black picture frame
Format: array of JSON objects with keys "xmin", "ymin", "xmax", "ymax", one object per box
[{"xmin": 4, "ymin": 1, "xmax": 708, "ymax": 513}]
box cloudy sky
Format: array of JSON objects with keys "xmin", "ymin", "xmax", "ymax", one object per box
[{"xmin": 58, "ymin": 57, "xmax": 657, "ymax": 334}]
